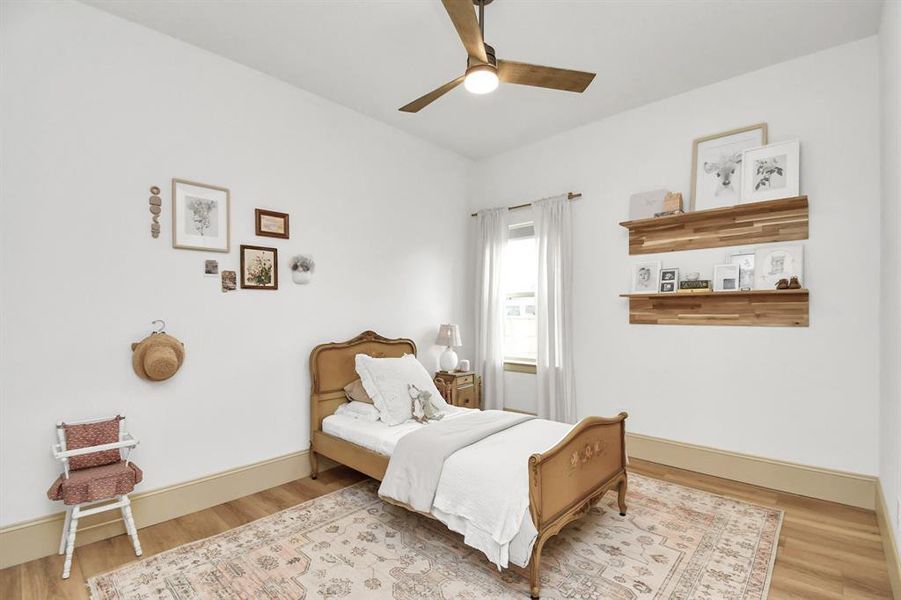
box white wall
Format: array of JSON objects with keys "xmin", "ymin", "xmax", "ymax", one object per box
[
  {"xmin": 0, "ymin": 0, "xmax": 472, "ymax": 526},
  {"xmin": 879, "ymin": 0, "xmax": 901, "ymax": 554},
  {"xmin": 471, "ymin": 38, "xmax": 882, "ymax": 476}
]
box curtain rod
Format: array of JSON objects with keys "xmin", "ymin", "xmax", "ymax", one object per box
[{"xmin": 470, "ymin": 192, "xmax": 582, "ymax": 217}]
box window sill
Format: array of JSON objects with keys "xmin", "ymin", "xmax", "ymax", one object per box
[{"xmin": 504, "ymin": 361, "xmax": 537, "ymax": 374}]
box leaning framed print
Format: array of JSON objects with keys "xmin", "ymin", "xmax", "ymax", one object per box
[
  {"xmin": 740, "ymin": 139, "xmax": 800, "ymax": 203},
  {"xmin": 690, "ymin": 123, "xmax": 767, "ymax": 211},
  {"xmin": 240, "ymin": 245, "xmax": 278, "ymax": 290},
  {"xmin": 172, "ymin": 179, "xmax": 230, "ymax": 252}
]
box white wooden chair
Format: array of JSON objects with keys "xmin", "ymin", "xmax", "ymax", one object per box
[{"xmin": 48, "ymin": 415, "xmax": 143, "ymax": 579}]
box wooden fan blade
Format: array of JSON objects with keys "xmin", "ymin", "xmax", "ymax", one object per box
[
  {"xmin": 442, "ymin": 0, "xmax": 488, "ymax": 64},
  {"xmin": 498, "ymin": 60, "xmax": 595, "ymax": 93},
  {"xmin": 399, "ymin": 75, "xmax": 465, "ymax": 113}
]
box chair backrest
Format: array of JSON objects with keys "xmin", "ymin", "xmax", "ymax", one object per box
[{"xmin": 58, "ymin": 415, "xmax": 124, "ymax": 471}]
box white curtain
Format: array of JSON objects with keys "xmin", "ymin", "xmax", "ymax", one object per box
[
  {"xmin": 474, "ymin": 208, "xmax": 508, "ymax": 411},
  {"xmin": 533, "ymin": 196, "xmax": 576, "ymax": 423}
]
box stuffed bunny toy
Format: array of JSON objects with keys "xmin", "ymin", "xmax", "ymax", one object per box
[{"xmin": 408, "ymin": 384, "xmax": 444, "ymax": 423}]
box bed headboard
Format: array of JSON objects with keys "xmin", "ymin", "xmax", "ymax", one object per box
[{"xmin": 309, "ymin": 330, "xmax": 416, "ymax": 434}]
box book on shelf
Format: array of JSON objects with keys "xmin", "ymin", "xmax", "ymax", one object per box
[{"xmin": 678, "ymin": 280, "xmax": 711, "ymax": 290}]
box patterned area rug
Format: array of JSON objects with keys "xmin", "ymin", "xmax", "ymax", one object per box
[{"xmin": 88, "ymin": 473, "xmax": 782, "ymax": 599}]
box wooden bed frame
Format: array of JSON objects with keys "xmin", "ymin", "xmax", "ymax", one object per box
[{"xmin": 309, "ymin": 330, "xmax": 628, "ymax": 599}]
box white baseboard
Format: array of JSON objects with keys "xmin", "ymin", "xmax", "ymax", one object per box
[
  {"xmin": 876, "ymin": 480, "xmax": 901, "ymax": 599},
  {"xmin": 0, "ymin": 449, "xmax": 332, "ymax": 569},
  {"xmin": 626, "ymin": 432, "xmax": 877, "ymax": 509}
]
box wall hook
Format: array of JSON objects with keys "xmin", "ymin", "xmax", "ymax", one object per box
[{"xmin": 151, "ymin": 319, "xmax": 166, "ymax": 334}]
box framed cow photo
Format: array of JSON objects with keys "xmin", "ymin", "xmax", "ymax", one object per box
[{"xmin": 690, "ymin": 123, "xmax": 767, "ymax": 211}]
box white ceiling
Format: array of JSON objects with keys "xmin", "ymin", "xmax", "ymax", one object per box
[{"xmin": 85, "ymin": 0, "xmax": 882, "ymax": 159}]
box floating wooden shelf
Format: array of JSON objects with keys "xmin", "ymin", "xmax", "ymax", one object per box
[
  {"xmin": 620, "ymin": 196, "xmax": 808, "ymax": 255},
  {"xmin": 620, "ymin": 289, "xmax": 809, "ymax": 327}
]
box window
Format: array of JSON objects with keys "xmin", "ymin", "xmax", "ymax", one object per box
[{"xmin": 503, "ymin": 223, "xmax": 537, "ymax": 365}]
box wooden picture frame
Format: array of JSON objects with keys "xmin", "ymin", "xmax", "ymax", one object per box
[
  {"xmin": 240, "ymin": 245, "xmax": 278, "ymax": 290},
  {"xmin": 690, "ymin": 123, "xmax": 767, "ymax": 211},
  {"xmin": 171, "ymin": 179, "xmax": 230, "ymax": 252},
  {"xmin": 255, "ymin": 209, "xmax": 290, "ymax": 239}
]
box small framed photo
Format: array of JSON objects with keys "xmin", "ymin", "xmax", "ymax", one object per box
[
  {"xmin": 240, "ymin": 245, "xmax": 278, "ymax": 290},
  {"xmin": 659, "ymin": 268, "xmax": 679, "ymax": 293},
  {"xmin": 713, "ymin": 264, "xmax": 741, "ymax": 292},
  {"xmin": 204, "ymin": 259, "xmax": 219, "ymax": 277},
  {"xmin": 631, "ymin": 261, "xmax": 662, "ymax": 293},
  {"xmin": 741, "ymin": 140, "xmax": 800, "ymax": 203},
  {"xmin": 255, "ymin": 209, "xmax": 290, "ymax": 239},
  {"xmin": 221, "ymin": 270, "xmax": 237, "ymax": 293},
  {"xmin": 754, "ymin": 244, "xmax": 804, "ymax": 290},
  {"xmin": 691, "ymin": 123, "xmax": 767, "ymax": 211},
  {"xmin": 726, "ymin": 249, "xmax": 755, "ymax": 290},
  {"xmin": 172, "ymin": 179, "xmax": 230, "ymax": 252}
]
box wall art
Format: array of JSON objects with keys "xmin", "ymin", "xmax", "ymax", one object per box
[
  {"xmin": 255, "ymin": 209, "xmax": 289, "ymax": 239},
  {"xmin": 148, "ymin": 186, "xmax": 161, "ymax": 238},
  {"xmin": 204, "ymin": 260, "xmax": 219, "ymax": 277},
  {"xmin": 691, "ymin": 123, "xmax": 767, "ymax": 211},
  {"xmin": 659, "ymin": 268, "xmax": 679, "ymax": 293},
  {"xmin": 240, "ymin": 245, "xmax": 278, "ymax": 290},
  {"xmin": 741, "ymin": 139, "xmax": 800, "ymax": 203},
  {"xmin": 631, "ymin": 261, "xmax": 661, "ymax": 294},
  {"xmin": 221, "ymin": 270, "xmax": 237, "ymax": 293},
  {"xmin": 172, "ymin": 179, "xmax": 230, "ymax": 252},
  {"xmin": 754, "ymin": 244, "xmax": 804, "ymax": 290}
]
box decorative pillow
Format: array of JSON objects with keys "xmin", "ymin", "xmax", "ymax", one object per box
[
  {"xmin": 335, "ymin": 401, "xmax": 380, "ymax": 422},
  {"xmin": 354, "ymin": 354, "xmax": 448, "ymax": 426},
  {"xmin": 343, "ymin": 379, "xmax": 373, "ymax": 404}
]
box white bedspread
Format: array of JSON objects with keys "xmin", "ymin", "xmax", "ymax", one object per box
[{"xmin": 433, "ymin": 419, "xmax": 572, "ymax": 568}]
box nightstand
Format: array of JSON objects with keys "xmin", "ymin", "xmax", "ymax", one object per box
[{"xmin": 434, "ymin": 371, "xmax": 481, "ymax": 410}]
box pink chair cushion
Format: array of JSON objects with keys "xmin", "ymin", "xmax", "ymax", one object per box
[
  {"xmin": 47, "ymin": 461, "xmax": 143, "ymax": 505},
  {"xmin": 63, "ymin": 416, "xmax": 122, "ymax": 471}
]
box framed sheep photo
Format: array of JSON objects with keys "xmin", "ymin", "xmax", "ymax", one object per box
[{"xmin": 690, "ymin": 123, "xmax": 767, "ymax": 211}]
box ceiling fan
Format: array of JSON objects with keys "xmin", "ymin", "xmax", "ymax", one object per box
[{"xmin": 399, "ymin": 0, "xmax": 596, "ymax": 113}]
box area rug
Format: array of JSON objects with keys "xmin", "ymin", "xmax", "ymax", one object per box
[{"xmin": 88, "ymin": 473, "xmax": 782, "ymax": 599}]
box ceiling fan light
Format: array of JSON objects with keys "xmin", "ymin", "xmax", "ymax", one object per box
[{"xmin": 464, "ymin": 64, "xmax": 499, "ymax": 95}]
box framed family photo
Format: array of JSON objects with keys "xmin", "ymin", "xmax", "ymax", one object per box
[
  {"xmin": 690, "ymin": 123, "xmax": 767, "ymax": 211},
  {"xmin": 659, "ymin": 268, "xmax": 679, "ymax": 293},
  {"xmin": 172, "ymin": 179, "xmax": 230, "ymax": 252},
  {"xmin": 713, "ymin": 264, "xmax": 741, "ymax": 292},
  {"xmin": 255, "ymin": 209, "xmax": 290, "ymax": 239},
  {"xmin": 240, "ymin": 245, "xmax": 278, "ymax": 290},
  {"xmin": 741, "ymin": 140, "xmax": 800, "ymax": 203}
]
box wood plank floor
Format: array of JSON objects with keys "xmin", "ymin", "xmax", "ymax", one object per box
[{"xmin": 0, "ymin": 459, "xmax": 893, "ymax": 599}]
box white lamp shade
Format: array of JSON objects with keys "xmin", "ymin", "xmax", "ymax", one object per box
[{"xmin": 435, "ymin": 323, "xmax": 462, "ymax": 347}]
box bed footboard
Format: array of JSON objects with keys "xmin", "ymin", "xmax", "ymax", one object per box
[{"xmin": 527, "ymin": 412, "xmax": 628, "ymax": 599}]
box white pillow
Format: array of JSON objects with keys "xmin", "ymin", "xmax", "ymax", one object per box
[
  {"xmin": 335, "ymin": 401, "xmax": 380, "ymax": 422},
  {"xmin": 354, "ymin": 354, "xmax": 448, "ymax": 426}
]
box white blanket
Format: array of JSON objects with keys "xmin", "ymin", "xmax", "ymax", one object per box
[
  {"xmin": 432, "ymin": 418, "xmax": 573, "ymax": 568},
  {"xmin": 378, "ymin": 410, "xmax": 534, "ymax": 513}
]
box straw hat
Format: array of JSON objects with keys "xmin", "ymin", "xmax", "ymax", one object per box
[{"xmin": 131, "ymin": 332, "xmax": 185, "ymax": 381}]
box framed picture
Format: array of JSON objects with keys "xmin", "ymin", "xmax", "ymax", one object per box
[
  {"xmin": 631, "ymin": 261, "xmax": 661, "ymax": 294},
  {"xmin": 255, "ymin": 209, "xmax": 290, "ymax": 239},
  {"xmin": 726, "ymin": 249, "xmax": 755, "ymax": 290},
  {"xmin": 659, "ymin": 268, "xmax": 679, "ymax": 293},
  {"xmin": 204, "ymin": 259, "xmax": 219, "ymax": 277},
  {"xmin": 754, "ymin": 244, "xmax": 804, "ymax": 290},
  {"xmin": 221, "ymin": 270, "xmax": 237, "ymax": 293},
  {"xmin": 691, "ymin": 123, "xmax": 767, "ymax": 211},
  {"xmin": 240, "ymin": 245, "xmax": 278, "ymax": 290},
  {"xmin": 172, "ymin": 179, "xmax": 230, "ymax": 252},
  {"xmin": 741, "ymin": 140, "xmax": 800, "ymax": 203},
  {"xmin": 713, "ymin": 264, "xmax": 741, "ymax": 292}
]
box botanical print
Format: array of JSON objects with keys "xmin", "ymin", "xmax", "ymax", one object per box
[
  {"xmin": 753, "ymin": 155, "xmax": 787, "ymax": 192},
  {"xmin": 241, "ymin": 245, "xmax": 278, "ymax": 290},
  {"xmin": 172, "ymin": 179, "xmax": 229, "ymax": 252},
  {"xmin": 185, "ymin": 196, "xmax": 218, "ymax": 236},
  {"xmin": 88, "ymin": 474, "xmax": 782, "ymax": 600}
]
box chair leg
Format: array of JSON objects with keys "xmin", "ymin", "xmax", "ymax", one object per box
[
  {"xmin": 58, "ymin": 507, "xmax": 72, "ymax": 555},
  {"xmin": 119, "ymin": 496, "xmax": 142, "ymax": 557},
  {"xmin": 617, "ymin": 473, "xmax": 629, "ymax": 517},
  {"xmin": 62, "ymin": 506, "xmax": 79, "ymax": 579}
]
